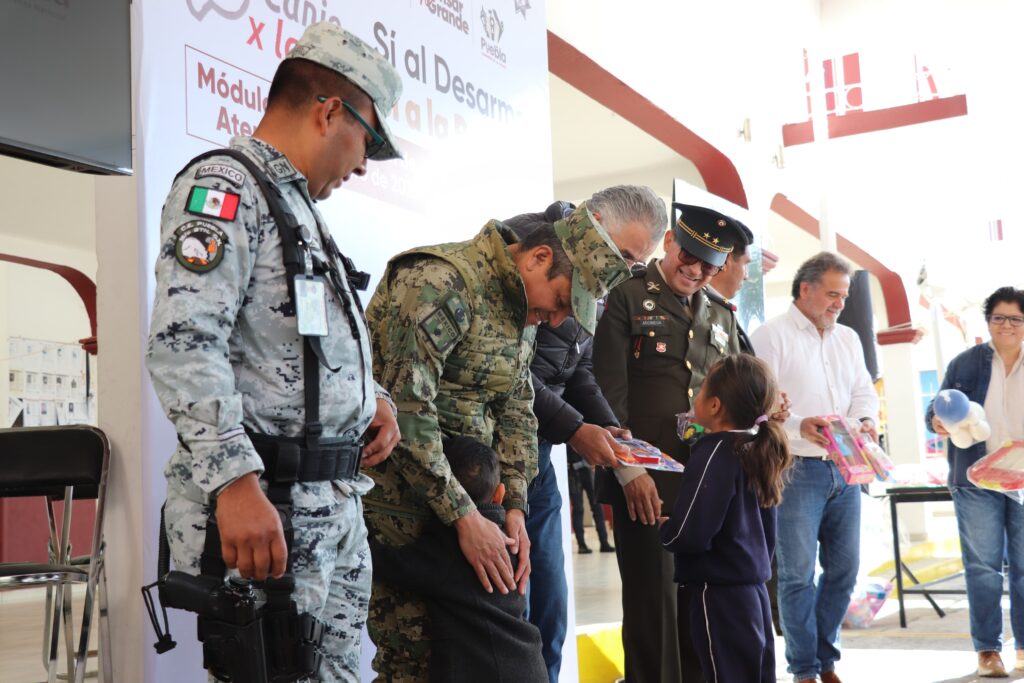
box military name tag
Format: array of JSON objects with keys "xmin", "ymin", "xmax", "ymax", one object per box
[
  {"xmin": 634, "ymin": 315, "xmax": 667, "ymax": 328},
  {"xmin": 711, "ymin": 322, "xmax": 729, "ymax": 352},
  {"xmin": 294, "ymin": 275, "xmax": 329, "ymax": 337}
]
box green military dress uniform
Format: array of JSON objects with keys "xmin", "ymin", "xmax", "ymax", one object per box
[
  {"xmin": 593, "ymin": 202, "xmax": 745, "ymax": 683},
  {"xmin": 594, "ymin": 260, "xmax": 740, "ymax": 509},
  {"xmin": 365, "ymin": 207, "xmax": 628, "ymax": 682}
]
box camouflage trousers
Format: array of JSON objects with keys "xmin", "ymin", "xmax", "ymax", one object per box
[
  {"xmin": 364, "ymin": 506, "xmax": 431, "ymax": 683},
  {"xmin": 165, "ymin": 478, "xmax": 373, "ymax": 683}
]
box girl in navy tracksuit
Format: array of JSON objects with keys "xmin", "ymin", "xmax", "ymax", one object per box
[{"xmin": 660, "ymin": 354, "xmax": 792, "ymax": 683}]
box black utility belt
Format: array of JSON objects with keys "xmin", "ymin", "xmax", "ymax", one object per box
[{"xmin": 247, "ymin": 430, "xmax": 362, "ymax": 483}]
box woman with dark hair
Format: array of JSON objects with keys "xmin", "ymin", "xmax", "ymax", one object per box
[{"xmin": 927, "ymin": 285, "xmax": 1024, "ymax": 678}]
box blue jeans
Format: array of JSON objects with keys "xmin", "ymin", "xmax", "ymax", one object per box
[
  {"xmin": 776, "ymin": 458, "xmax": 860, "ymax": 680},
  {"xmin": 525, "ymin": 440, "xmax": 567, "ymax": 683},
  {"xmin": 952, "ymin": 486, "xmax": 1024, "ymax": 652}
]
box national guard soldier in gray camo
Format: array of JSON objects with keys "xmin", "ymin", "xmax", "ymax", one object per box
[{"xmin": 146, "ymin": 21, "xmax": 402, "ymax": 682}]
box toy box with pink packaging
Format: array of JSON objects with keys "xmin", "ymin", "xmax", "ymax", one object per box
[{"xmin": 820, "ymin": 415, "xmax": 876, "ymax": 485}]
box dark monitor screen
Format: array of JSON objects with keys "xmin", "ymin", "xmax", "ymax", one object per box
[{"xmin": 0, "ymin": 0, "xmax": 132, "ymax": 175}]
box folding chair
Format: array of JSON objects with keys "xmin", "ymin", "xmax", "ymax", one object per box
[{"xmin": 0, "ymin": 426, "xmax": 111, "ymax": 683}]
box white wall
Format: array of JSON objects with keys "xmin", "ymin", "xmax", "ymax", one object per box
[{"xmin": 0, "ymin": 156, "xmax": 98, "ymax": 429}]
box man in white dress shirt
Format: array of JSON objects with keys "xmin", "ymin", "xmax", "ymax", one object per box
[{"xmin": 750, "ymin": 252, "xmax": 879, "ymax": 683}]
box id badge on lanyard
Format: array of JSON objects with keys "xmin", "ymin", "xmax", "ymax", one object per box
[{"xmin": 294, "ymin": 274, "xmax": 329, "ymax": 337}]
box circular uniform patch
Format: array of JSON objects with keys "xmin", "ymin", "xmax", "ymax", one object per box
[
  {"xmin": 174, "ymin": 221, "xmax": 227, "ymax": 273},
  {"xmin": 642, "ymin": 298, "xmax": 656, "ymax": 311}
]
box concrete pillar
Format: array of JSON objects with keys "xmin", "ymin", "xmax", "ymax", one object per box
[
  {"xmin": 94, "ymin": 172, "xmax": 146, "ymax": 682},
  {"xmin": 879, "ymin": 341, "xmax": 930, "ymax": 541}
]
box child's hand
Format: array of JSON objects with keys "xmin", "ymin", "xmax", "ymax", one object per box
[{"xmin": 770, "ymin": 391, "xmax": 792, "ymax": 423}]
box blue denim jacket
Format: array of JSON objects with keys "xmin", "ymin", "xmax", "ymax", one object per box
[{"xmin": 924, "ymin": 343, "xmax": 993, "ymax": 488}]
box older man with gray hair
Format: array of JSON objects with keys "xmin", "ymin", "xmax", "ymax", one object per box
[
  {"xmin": 750, "ymin": 252, "xmax": 879, "ymax": 683},
  {"xmin": 504, "ymin": 184, "xmax": 667, "ymax": 683}
]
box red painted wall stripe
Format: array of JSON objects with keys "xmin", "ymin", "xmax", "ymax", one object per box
[
  {"xmin": 547, "ymin": 31, "xmax": 748, "ymax": 209},
  {"xmin": 783, "ymin": 94, "xmax": 968, "ymax": 146}
]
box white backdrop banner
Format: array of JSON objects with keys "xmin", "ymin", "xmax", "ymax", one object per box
[
  {"xmin": 136, "ymin": 1, "xmax": 555, "ymax": 681},
  {"xmin": 138, "ymin": 0, "xmax": 553, "ymax": 288}
]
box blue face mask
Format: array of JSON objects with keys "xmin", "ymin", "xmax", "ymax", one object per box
[{"xmin": 676, "ymin": 410, "xmax": 706, "ymax": 446}]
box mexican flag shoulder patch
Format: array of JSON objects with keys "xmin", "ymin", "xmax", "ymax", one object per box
[{"xmin": 185, "ymin": 186, "xmax": 240, "ymax": 221}]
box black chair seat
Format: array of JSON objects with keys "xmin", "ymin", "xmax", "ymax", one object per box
[{"xmin": 0, "ymin": 426, "xmax": 111, "ymax": 683}]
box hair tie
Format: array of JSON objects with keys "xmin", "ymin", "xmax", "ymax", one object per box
[{"xmin": 754, "ymin": 415, "xmax": 769, "ymax": 425}]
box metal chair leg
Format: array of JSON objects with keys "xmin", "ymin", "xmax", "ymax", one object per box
[
  {"xmin": 62, "ymin": 582, "xmax": 76, "ymax": 679},
  {"xmin": 73, "ymin": 557, "xmax": 105, "ymax": 683},
  {"xmin": 47, "ymin": 576, "xmax": 66, "ymax": 683},
  {"xmin": 97, "ymin": 555, "xmax": 111, "ymax": 683}
]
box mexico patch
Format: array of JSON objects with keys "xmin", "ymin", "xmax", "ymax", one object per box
[
  {"xmin": 194, "ymin": 164, "xmax": 246, "ymax": 187},
  {"xmin": 420, "ymin": 292, "xmax": 469, "ymax": 354},
  {"xmin": 174, "ymin": 221, "xmax": 227, "ymax": 273},
  {"xmin": 421, "ymin": 306, "xmax": 459, "ymax": 354},
  {"xmin": 185, "ymin": 186, "xmax": 240, "ymax": 221}
]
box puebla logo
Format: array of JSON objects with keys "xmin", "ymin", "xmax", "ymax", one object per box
[
  {"xmin": 174, "ymin": 221, "xmax": 228, "ymax": 273},
  {"xmin": 479, "ymin": 6, "xmax": 507, "ymax": 65}
]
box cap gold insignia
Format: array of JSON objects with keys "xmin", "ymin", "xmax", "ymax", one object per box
[{"xmin": 717, "ymin": 219, "xmax": 726, "ymax": 227}]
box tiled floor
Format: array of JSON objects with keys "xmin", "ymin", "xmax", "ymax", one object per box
[
  {"xmin": 569, "ymin": 525, "xmax": 622, "ymax": 627},
  {"xmin": 570, "ymin": 525, "xmax": 1024, "ymax": 683},
  {"xmin": 3, "ymin": 525, "xmax": 1018, "ymax": 682},
  {"xmin": 0, "ymin": 585, "xmax": 97, "ymax": 683}
]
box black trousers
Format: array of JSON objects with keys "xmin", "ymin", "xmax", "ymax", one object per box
[
  {"xmin": 682, "ymin": 582, "xmax": 775, "ymax": 683},
  {"xmin": 611, "ymin": 500, "xmax": 705, "ymax": 683},
  {"xmin": 567, "ymin": 463, "xmax": 609, "ymax": 547}
]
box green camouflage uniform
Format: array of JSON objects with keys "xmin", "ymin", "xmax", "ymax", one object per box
[{"xmin": 365, "ymin": 207, "xmax": 629, "ymax": 682}]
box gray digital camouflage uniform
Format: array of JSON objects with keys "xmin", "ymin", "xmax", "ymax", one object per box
[
  {"xmin": 363, "ymin": 208, "xmax": 629, "ymax": 682},
  {"xmin": 147, "ymin": 135, "xmax": 387, "ymax": 682}
]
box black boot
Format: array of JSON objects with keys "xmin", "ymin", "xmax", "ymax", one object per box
[
  {"xmin": 578, "ymin": 544, "xmax": 592, "ymax": 554},
  {"xmin": 599, "ymin": 542, "xmax": 615, "ymax": 553}
]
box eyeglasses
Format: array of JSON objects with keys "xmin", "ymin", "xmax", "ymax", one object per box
[
  {"xmin": 989, "ymin": 314, "xmax": 1024, "ymax": 328},
  {"xmin": 317, "ymin": 95, "xmax": 386, "ymax": 159},
  {"xmin": 678, "ymin": 248, "xmax": 723, "ymax": 276}
]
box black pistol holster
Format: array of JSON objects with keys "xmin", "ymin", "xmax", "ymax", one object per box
[{"xmin": 143, "ymin": 147, "xmax": 370, "ymax": 682}]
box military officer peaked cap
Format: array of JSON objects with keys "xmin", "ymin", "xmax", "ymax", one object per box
[
  {"xmin": 553, "ymin": 203, "xmax": 631, "ymax": 335},
  {"xmin": 287, "ymin": 22, "xmax": 404, "ymax": 161},
  {"xmin": 671, "ymin": 203, "xmax": 745, "ymax": 268}
]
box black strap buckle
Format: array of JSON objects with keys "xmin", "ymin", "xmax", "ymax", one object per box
[
  {"xmin": 304, "ymin": 421, "xmax": 323, "ymax": 450},
  {"xmin": 275, "ymin": 443, "xmax": 301, "ymax": 484}
]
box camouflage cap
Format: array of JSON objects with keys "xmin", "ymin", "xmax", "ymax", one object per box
[
  {"xmin": 287, "ymin": 22, "xmax": 404, "ymax": 161},
  {"xmin": 553, "ymin": 204, "xmax": 631, "ymax": 335}
]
